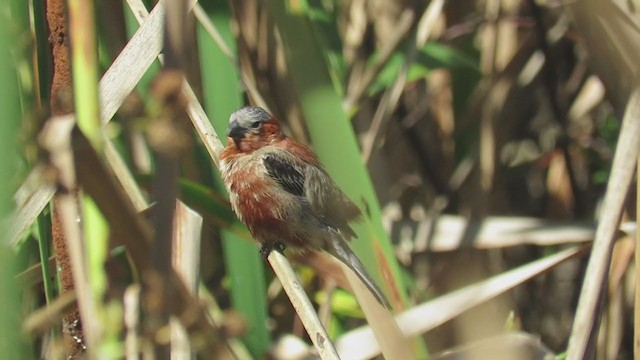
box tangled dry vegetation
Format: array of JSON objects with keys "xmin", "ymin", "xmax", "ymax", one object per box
[{"xmin": 1, "ymin": 0, "xmax": 639, "ymax": 359}]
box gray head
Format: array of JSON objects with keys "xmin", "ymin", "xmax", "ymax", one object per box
[{"xmin": 227, "ymin": 107, "xmax": 272, "ymax": 139}]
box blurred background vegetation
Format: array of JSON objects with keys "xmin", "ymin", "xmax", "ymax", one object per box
[{"xmin": 1, "ymin": 0, "xmax": 638, "ymax": 359}]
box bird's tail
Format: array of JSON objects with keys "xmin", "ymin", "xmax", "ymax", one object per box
[{"xmin": 326, "ymin": 235, "xmax": 391, "ymax": 309}]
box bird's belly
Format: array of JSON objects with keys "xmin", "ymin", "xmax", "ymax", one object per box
[
  {"xmin": 231, "ymin": 190, "xmax": 281, "ymax": 225},
  {"xmin": 227, "ymin": 173, "xmax": 305, "ymax": 246}
]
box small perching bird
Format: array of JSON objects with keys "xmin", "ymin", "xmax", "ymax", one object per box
[{"xmin": 219, "ymin": 106, "xmax": 390, "ymax": 308}]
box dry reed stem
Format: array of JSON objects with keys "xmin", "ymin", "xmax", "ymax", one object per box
[
  {"xmin": 171, "ymin": 201, "xmax": 203, "ymax": 359},
  {"xmin": 268, "ymin": 251, "xmax": 340, "ymax": 360},
  {"xmin": 124, "ymin": 285, "xmax": 141, "ymax": 360},
  {"xmin": 99, "ymin": 4, "xmax": 164, "ymax": 123},
  {"xmin": 567, "ymin": 87, "xmax": 640, "ymax": 360},
  {"xmin": 39, "ymin": 115, "xmax": 96, "ymax": 353},
  {"xmin": 409, "ymin": 215, "xmax": 595, "ymax": 252}
]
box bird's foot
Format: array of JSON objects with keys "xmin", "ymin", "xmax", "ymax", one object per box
[{"xmin": 259, "ymin": 242, "xmax": 286, "ymax": 259}]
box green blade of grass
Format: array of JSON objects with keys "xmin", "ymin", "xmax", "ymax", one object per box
[
  {"xmin": 0, "ymin": 1, "xmax": 30, "ymax": 356},
  {"xmin": 197, "ymin": 3, "xmax": 271, "ymax": 358},
  {"xmin": 268, "ymin": 0, "xmax": 408, "ymax": 310},
  {"xmin": 68, "ymin": 0, "xmax": 117, "ymax": 354},
  {"xmin": 36, "ymin": 210, "xmax": 55, "ymax": 304}
]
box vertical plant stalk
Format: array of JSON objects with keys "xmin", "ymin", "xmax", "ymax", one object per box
[
  {"xmin": 45, "ymin": 0, "xmax": 84, "ymax": 355},
  {"xmin": 36, "ymin": 213, "xmax": 55, "ymax": 304},
  {"xmin": 146, "ymin": 72, "xmax": 182, "ymax": 355},
  {"xmin": 479, "ymin": 0, "xmax": 500, "ymax": 196},
  {"xmin": 145, "ymin": 1, "xmax": 190, "ymax": 355},
  {"xmin": 170, "ymin": 201, "xmax": 203, "ymax": 359},
  {"xmin": 566, "ymin": 88, "xmax": 640, "ymax": 360},
  {"xmin": 124, "ymin": 285, "xmax": 141, "ymax": 359},
  {"xmin": 67, "ymin": 0, "xmax": 101, "ymax": 145},
  {"xmin": 67, "ymin": 0, "xmax": 112, "ymax": 354},
  {"xmin": 40, "ymin": 116, "xmax": 96, "ymax": 354}
]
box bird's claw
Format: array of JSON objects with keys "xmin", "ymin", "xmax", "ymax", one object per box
[{"xmin": 259, "ymin": 242, "xmax": 286, "ymax": 259}]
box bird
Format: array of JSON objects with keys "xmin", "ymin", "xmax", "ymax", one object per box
[{"xmin": 219, "ymin": 106, "xmax": 390, "ymax": 309}]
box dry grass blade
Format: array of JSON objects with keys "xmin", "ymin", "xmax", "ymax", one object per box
[
  {"xmin": 335, "ymin": 246, "xmax": 585, "ymax": 360},
  {"xmin": 23, "ymin": 291, "xmax": 77, "ymax": 334},
  {"xmin": 124, "ymin": 285, "xmax": 141, "ymax": 360},
  {"xmin": 39, "ymin": 115, "xmax": 99, "ymax": 352},
  {"xmin": 565, "ymin": 0, "xmax": 640, "ymax": 111},
  {"xmin": 599, "ymin": 237, "xmax": 631, "ymax": 359},
  {"xmin": 118, "ymin": 0, "xmax": 224, "ymax": 165},
  {"xmin": 99, "ymin": 1, "xmax": 204, "ymax": 214},
  {"xmin": 104, "ymin": 140, "xmax": 147, "ymax": 211},
  {"xmin": 431, "ymin": 332, "xmax": 554, "ymax": 360},
  {"xmin": 566, "ymin": 88, "xmax": 640, "ymax": 360},
  {"xmin": 171, "ymin": 201, "xmax": 203, "ymax": 359},
  {"xmin": 172, "ymin": 201, "xmax": 202, "ymax": 290},
  {"xmin": 5, "ymin": 166, "xmax": 56, "ymax": 247},
  {"xmin": 15, "ymin": 256, "xmax": 55, "ymax": 287},
  {"xmin": 409, "ymin": 215, "xmax": 595, "ymax": 252},
  {"xmin": 99, "ymin": 3, "xmax": 164, "ymax": 123},
  {"xmin": 341, "ymin": 263, "xmax": 416, "ymax": 360}
]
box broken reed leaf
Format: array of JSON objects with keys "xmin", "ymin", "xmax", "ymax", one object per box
[
  {"xmin": 5, "ymin": 166, "xmax": 56, "ymax": 248},
  {"xmin": 335, "ymin": 246, "xmax": 585, "ymax": 360}
]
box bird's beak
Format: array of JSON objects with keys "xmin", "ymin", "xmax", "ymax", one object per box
[{"xmin": 227, "ymin": 120, "xmax": 246, "ymax": 140}]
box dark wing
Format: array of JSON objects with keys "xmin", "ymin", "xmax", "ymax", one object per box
[
  {"xmin": 263, "ymin": 154, "xmax": 305, "ymax": 196},
  {"xmin": 263, "ymin": 152, "xmax": 361, "ymax": 239}
]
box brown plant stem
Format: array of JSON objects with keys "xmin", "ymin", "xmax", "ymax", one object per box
[{"xmin": 45, "ymin": 0, "xmax": 84, "ymax": 355}]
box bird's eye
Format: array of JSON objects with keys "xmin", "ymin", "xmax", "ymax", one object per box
[{"xmin": 251, "ymin": 121, "xmax": 261, "ymax": 129}]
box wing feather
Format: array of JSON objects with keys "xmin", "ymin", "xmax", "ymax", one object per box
[
  {"xmin": 304, "ymin": 166, "xmax": 361, "ymax": 239},
  {"xmin": 262, "ymin": 151, "xmax": 362, "ymax": 239},
  {"xmin": 263, "ymin": 154, "xmax": 305, "ymax": 196}
]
